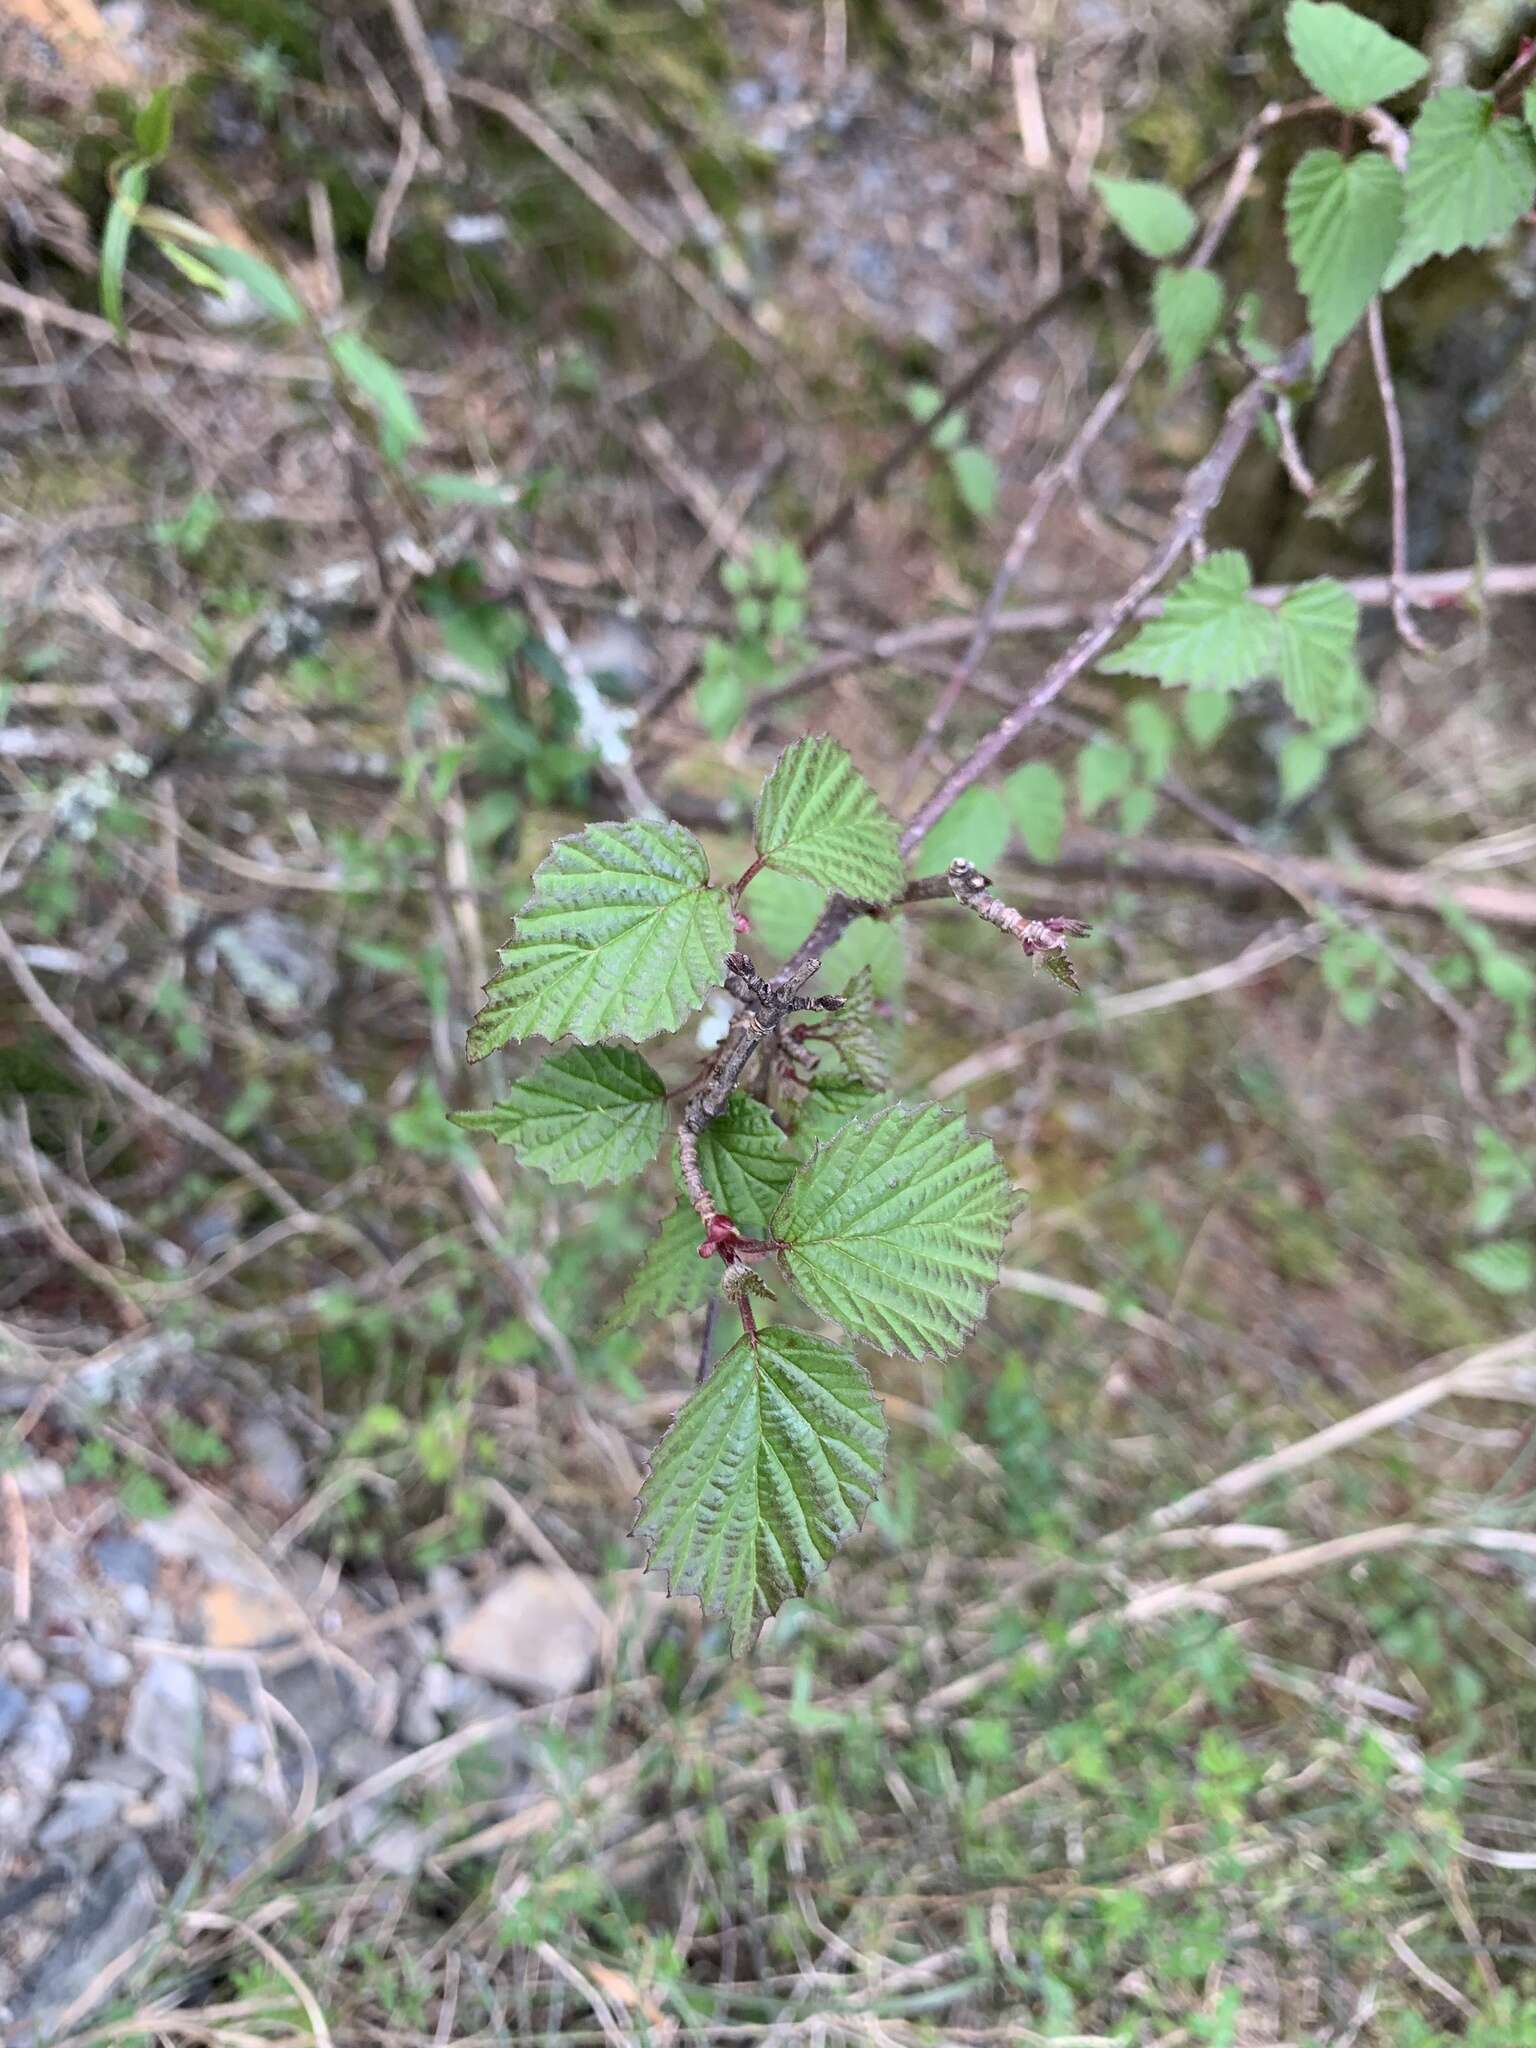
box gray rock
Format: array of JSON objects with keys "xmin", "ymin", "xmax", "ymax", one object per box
[
  {"xmin": 36, "ymin": 1779, "xmax": 130, "ymax": 1852},
  {"xmin": 237, "ymin": 1416, "xmax": 306, "ymax": 1511},
  {"xmin": 0, "ymin": 1699, "xmax": 72, "ymax": 1838},
  {"xmin": 345, "ymin": 1800, "xmax": 430, "ymax": 1876},
  {"xmin": 441, "ymin": 1565, "xmax": 602, "ymax": 1699},
  {"xmin": 11, "ymin": 1459, "xmax": 63, "ymax": 1499},
  {"xmin": 45, "ymin": 1682, "xmax": 91, "ymax": 1725},
  {"xmin": 11, "ymin": 1839, "xmax": 161, "ymax": 2042},
  {"xmin": 91, "ymin": 1534, "xmax": 158, "ymax": 1590},
  {"xmin": 77, "ymin": 1646, "xmax": 132, "ymax": 1689},
  {"xmin": 123, "ymin": 1658, "xmax": 208, "ymax": 1790},
  {"xmin": 204, "ymin": 1785, "xmax": 284, "ymax": 1881},
  {"xmin": 0, "ymin": 1643, "xmax": 46, "ymax": 1688},
  {"xmin": 0, "ymin": 1678, "xmax": 27, "ymax": 1744}
]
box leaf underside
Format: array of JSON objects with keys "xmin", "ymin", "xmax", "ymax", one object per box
[
  {"xmin": 1284, "ymin": 150, "xmax": 1403, "ymax": 372},
  {"xmin": 774, "ymin": 1102, "xmax": 1019, "ymax": 1359},
  {"xmin": 752, "ymin": 735, "xmax": 904, "ymax": 901},
  {"xmin": 1152, "ymin": 265, "xmax": 1225, "ymax": 388},
  {"xmin": 451, "ymin": 1046, "xmax": 665, "ymax": 1187},
  {"xmin": 617, "ymin": 1201, "xmax": 715, "ymax": 1323},
  {"xmin": 635, "ymin": 1327, "xmax": 887, "ymax": 1654},
  {"xmin": 468, "ymin": 820, "xmax": 734, "ymax": 1056}
]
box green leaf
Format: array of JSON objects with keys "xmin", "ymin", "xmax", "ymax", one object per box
[
  {"xmin": 1384, "ymin": 87, "xmax": 1536, "ymax": 290},
  {"xmin": 1076, "ymin": 737, "xmax": 1135, "ymax": 821},
  {"xmin": 1285, "ymin": 2, "xmax": 1428, "ymax": 112},
  {"xmin": 450, "ymin": 1047, "xmax": 666, "ymax": 1187},
  {"xmin": 696, "ymin": 645, "xmax": 745, "ymax": 740},
  {"xmin": 635, "ymin": 1327, "xmax": 887, "ymax": 1654},
  {"xmin": 329, "ymin": 331, "xmax": 426, "ymax": 462},
  {"xmin": 1101, "ymin": 551, "xmax": 1277, "ymax": 691},
  {"xmin": 1272, "ymin": 578, "xmax": 1360, "ymax": 726},
  {"xmin": 100, "ymin": 161, "xmax": 149, "ymax": 336},
  {"xmin": 774, "ymin": 1103, "xmax": 1019, "ymax": 1359},
  {"xmin": 616, "ymin": 1202, "xmax": 714, "ymax": 1323},
  {"xmin": 1284, "ymin": 150, "xmax": 1404, "ymax": 371},
  {"xmin": 1152, "ymin": 265, "xmax": 1225, "ymax": 387},
  {"xmin": 796, "ymin": 1073, "xmax": 886, "ymax": 1144},
  {"xmin": 1455, "ymin": 1240, "xmax": 1533, "ymax": 1296},
  {"xmin": 822, "ymin": 913, "xmax": 904, "ymax": 999},
  {"xmin": 195, "ymin": 239, "xmax": 306, "ymax": 324},
  {"xmin": 1182, "ymin": 690, "xmax": 1233, "ymax": 751},
  {"xmin": 740, "ymin": 870, "xmax": 821, "ymax": 961},
  {"xmin": 807, "ymin": 966, "xmax": 890, "ymax": 1090},
  {"xmin": 468, "ymin": 820, "xmax": 734, "ymax": 1056},
  {"xmin": 1125, "ymin": 699, "xmax": 1177, "ymax": 780},
  {"xmin": 913, "ymin": 785, "xmax": 1009, "ymax": 875},
  {"xmin": 417, "ymin": 472, "xmax": 521, "ymax": 508},
  {"xmin": 1119, "ymin": 785, "xmax": 1157, "ymax": 837},
  {"xmin": 134, "ymin": 87, "xmax": 175, "ymax": 161},
  {"xmin": 1003, "ymin": 761, "xmax": 1066, "ymax": 864},
  {"xmin": 1279, "ymin": 732, "xmax": 1330, "ymax": 804},
  {"xmin": 1093, "ymin": 175, "xmax": 1197, "ymax": 259},
  {"xmin": 693, "ymin": 1094, "xmax": 798, "ymax": 1236},
  {"xmin": 753, "ymin": 736, "xmax": 904, "ymax": 901},
  {"xmin": 950, "ymin": 446, "xmax": 999, "ymax": 519}
]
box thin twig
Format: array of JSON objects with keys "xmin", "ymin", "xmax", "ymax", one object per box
[
  {"xmin": 385, "ymin": 0, "xmax": 461, "ymax": 159},
  {"xmin": 900, "ymin": 345, "xmax": 1308, "ymax": 859},
  {"xmin": 893, "ymin": 107, "xmax": 1271, "ymax": 799},
  {"xmin": 1367, "ymin": 296, "xmax": 1428, "ymax": 653}
]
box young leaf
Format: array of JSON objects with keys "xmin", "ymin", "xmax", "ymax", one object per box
[
  {"xmin": 1284, "ymin": 151, "xmax": 1404, "ymax": 371},
  {"xmin": 635, "ymin": 1327, "xmax": 887, "ymax": 1654},
  {"xmin": 1272, "ymin": 578, "xmax": 1360, "ymax": 726},
  {"xmin": 1093, "ymin": 175, "xmax": 1197, "ymax": 259},
  {"xmin": 1003, "ymin": 761, "xmax": 1066, "ymax": 864},
  {"xmin": 329, "ymin": 331, "xmax": 426, "ymax": 462},
  {"xmin": 616, "ymin": 1202, "xmax": 714, "ymax": 1323},
  {"xmin": 134, "ymin": 86, "xmax": 175, "ymax": 161},
  {"xmin": 805, "ymin": 967, "xmax": 890, "ymax": 1091},
  {"xmin": 694, "ymin": 1094, "xmax": 799, "ymax": 1236},
  {"xmin": 1279, "ymin": 731, "xmax": 1330, "ymax": 804},
  {"xmin": 194, "ymin": 239, "xmax": 306, "ymax": 325},
  {"xmin": 913, "ymin": 785, "xmax": 1009, "ymax": 875},
  {"xmin": 468, "ymin": 820, "xmax": 734, "ymax": 1057},
  {"xmin": 796, "ymin": 1073, "xmax": 886, "ymax": 1144},
  {"xmin": 1125, "ymin": 699, "xmax": 1177, "ymax": 781},
  {"xmin": 1182, "ymin": 689, "xmax": 1233, "ymax": 751},
  {"xmin": 1384, "ymin": 88, "xmax": 1536, "ymax": 289},
  {"xmin": 1076, "ymin": 737, "xmax": 1135, "ymax": 821},
  {"xmin": 417, "ymin": 472, "xmax": 521, "ymax": 508},
  {"xmin": 1101, "ymin": 551, "xmax": 1277, "ymax": 691},
  {"xmin": 774, "ymin": 1103, "xmax": 1018, "ymax": 1359},
  {"xmin": 100, "ymin": 161, "xmax": 149, "ymax": 336},
  {"xmin": 450, "ymin": 1047, "xmax": 665, "ymax": 1188},
  {"xmin": 1455, "ymin": 1240, "xmax": 1533, "ymax": 1296},
  {"xmin": 1152, "ymin": 266, "xmax": 1225, "ymax": 388},
  {"xmin": 950, "ymin": 445, "xmax": 999, "ymax": 520},
  {"xmin": 752, "ymin": 736, "xmax": 904, "ymax": 901},
  {"xmin": 1284, "ymin": 2, "xmax": 1428, "ymax": 113}
]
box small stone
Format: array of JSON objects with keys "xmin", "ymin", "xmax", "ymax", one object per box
[
  {"xmin": 237, "ymin": 1416, "xmax": 307, "ymax": 1511},
  {"xmin": 78, "ymin": 1645, "xmax": 132, "ymax": 1689},
  {"xmin": 199, "ymin": 1579, "xmax": 297, "ymax": 1650},
  {"xmin": 37, "ymin": 1779, "xmax": 130, "ymax": 1851},
  {"xmin": 87, "ymin": 1752, "xmax": 157, "ymax": 1792},
  {"xmin": 0, "ymin": 1678, "xmax": 27, "ymax": 1744},
  {"xmin": 11, "ymin": 1459, "xmax": 64, "ymax": 1499},
  {"xmin": 332, "ymin": 1733, "xmax": 403, "ymax": 1785},
  {"xmin": 45, "ymin": 1681, "xmax": 91, "ymax": 1724},
  {"xmin": 12, "ymin": 1839, "xmax": 161, "ymax": 2039},
  {"xmin": 123, "ymin": 1658, "xmax": 208, "ymax": 1790},
  {"xmin": 0, "ymin": 1642, "xmax": 46, "ymax": 1688},
  {"xmin": 345, "ymin": 1800, "xmax": 429, "ymax": 1876},
  {"xmin": 91, "ymin": 1534, "xmax": 158, "ymax": 1591},
  {"xmin": 441, "ymin": 1564, "xmax": 602, "ymax": 1699},
  {"xmin": 426, "ymin": 1564, "xmax": 472, "ymax": 1626},
  {"xmin": 205, "ymin": 1785, "xmax": 284, "ymax": 1881},
  {"xmin": 0, "ymin": 1698, "xmax": 72, "ymax": 1837},
  {"xmin": 209, "ymin": 911, "xmax": 337, "ymax": 1021}
]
